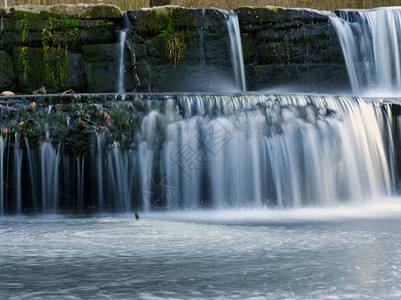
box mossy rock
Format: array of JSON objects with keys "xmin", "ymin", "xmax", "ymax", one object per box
[
  {"xmin": 12, "ymin": 46, "xmax": 85, "ymax": 93},
  {"xmin": 128, "ymin": 7, "xmax": 172, "ymax": 34},
  {"xmin": 82, "ymin": 43, "xmax": 120, "ymax": 63},
  {"xmin": 9, "ymin": 4, "xmax": 123, "ymax": 20},
  {"xmin": 12, "ymin": 46, "xmax": 46, "ymax": 92},
  {"xmin": 128, "ymin": 6, "xmax": 201, "ymax": 34}
]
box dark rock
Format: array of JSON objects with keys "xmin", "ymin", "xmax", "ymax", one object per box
[
  {"xmin": 237, "ymin": 7, "xmax": 348, "ymax": 90},
  {"xmin": 67, "ymin": 54, "xmax": 86, "ymax": 91},
  {"xmin": 82, "ymin": 43, "xmax": 136, "ymax": 93},
  {"xmin": 0, "ymin": 51, "xmax": 16, "ymax": 90},
  {"xmin": 82, "ymin": 43, "xmax": 119, "ymax": 64},
  {"xmin": 245, "ymin": 63, "xmax": 349, "ymax": 91},
  {"xmin": 84, "ymin": 61, "xmax": 119, "ymax": 93}
]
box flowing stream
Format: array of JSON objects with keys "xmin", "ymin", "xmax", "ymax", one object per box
[{"xmin": 2, "ymin": 208, "xmax": 401, "ymax": 299}]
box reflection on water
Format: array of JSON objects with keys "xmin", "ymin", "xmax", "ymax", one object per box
[{"xmin": 2, "ymin": 202, "xmax": 401, "ymax": 299}]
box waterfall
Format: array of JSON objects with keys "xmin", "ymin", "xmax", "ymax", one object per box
[
  {"xmin": 25, "ymin": 138, "xmax": 38, "ymax": 211},
  {"xmin": 226, "ymin": 11, "xmax": 246, "ymax": 92},
  {"xmin": 76, "ymin": 157, "xmax": 84, "ymax": 211},
  {"xmin": 96, "ymin": 133, "xmax": 104, "ymax": 210},
  {"xmin": 117, "ymin": 13, "xmax": 131, "ymax": 93},
  {"xmin": 40, "ymin": 142, "xmax": 60, "ymax": 212},
  {"xmin": 171, "ymin": 95, "xmax": 392, "ymax": 207},
  {"xmin": 0, "ymin": 95, "xmax": 396, "ymax": 213},
  {"xmin": 13, "ymin": 134, "xmax": 23, "ymax": 214},
  {"xmin": 330, "ymin": 7, "xmax": 401, "ymax": 95}
]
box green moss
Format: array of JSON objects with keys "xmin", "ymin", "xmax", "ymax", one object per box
[
  {"xmin": 10, "ymin": 10, "xmax": 44, "ymax": 47},
  {"xmin": 87, "ymin": 5, "xmax": 122, "ymax": 19},
  {"xmin": 153, "ymin": 8, "xmax": 199, "ymax": 68},
  {"xmin": 41, "ymin": 15, "xmax": 80, "ymax": 91},
  {"xmin": 242, "ymin": 6, "xmax": 282, "ymax": 13},
  {"xmin": 266, "ymin": 6, "xmax": 281, "ymax": 13},
  {"xmin": 20, "ymin": 47, "xmax": 30, "ymax": 83},
  {"xmin": 137, "ymin": 7, "xmax": 170, "ymax": 34},
  {"xmin": 9, "ymin": 7, "xmax": 84, "ymax": 92},
  {"xmin": 158, "ymin": 20, "xmax": 187, "ymax": 68}
]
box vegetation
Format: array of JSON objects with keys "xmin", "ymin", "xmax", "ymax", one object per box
[
  {"xmin": 4, "ymin": 0, "xmax": 401, "ymax": 10},
  {"xmin": 42, "ymin": 15, "xmax": 80, "ymax": 90},
  {"xmin": 155, "ymin": 9, "xmax": 193, "ymax": 68},
  {"xmin": 159, "ymin": 21, "xmax": 187, "ymax": 68}
]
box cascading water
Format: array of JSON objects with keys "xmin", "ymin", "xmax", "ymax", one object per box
[
  {"xmin": 0, "ymin": 94, "xmax": 395, "ymax": 214},
  {"xmin": 226, "ymin": 11, "xmax": 247, "ymax": 92},
  {"xmin": 13, "ymin": 133, "xmax": 22, "ymax": 214},
  {"xmin": 330, "ymin": 7, "xmax": 401, "ymax": 95},
  {"xmin": 40, "ymin": 142, "xmax": 60, "ymax": 212},
  {"xmin": 117, "ymin": 13, "xmax": 131, "ymax": 93}
]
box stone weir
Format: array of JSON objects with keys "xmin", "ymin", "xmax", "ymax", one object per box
[
  {"xmin": 1, "ymin": 4, "xmax": 348, "ymax": 94},
  {"xmin": 0, "ymin": 93, "xmax": 401, "ymax": 214}
]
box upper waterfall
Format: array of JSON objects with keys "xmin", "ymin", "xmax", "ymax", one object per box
[
  {"xmin": 330, "ymin": 7, "xmax": 401, "ymax": 96},
  {"xmin": 226, "ymin": 11, "xmax": 247, "ymax": 92},
  {"xmin": 117, "ymin": 13, "xmax": 132, "ymax": 93}
]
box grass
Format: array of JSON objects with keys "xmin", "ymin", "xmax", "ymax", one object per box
[{"xmin": 4, "ymin": 0, "xmax": 401, "ymax": 10}]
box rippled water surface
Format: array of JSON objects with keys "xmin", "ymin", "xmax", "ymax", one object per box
[{"xmin": 2, "ymin": 201, "xmax": 401, "ymax": 299}]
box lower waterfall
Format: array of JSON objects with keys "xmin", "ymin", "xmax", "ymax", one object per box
[{"xmin": 0, "ymin": 94, "xmax": 396, "ymax": 214}]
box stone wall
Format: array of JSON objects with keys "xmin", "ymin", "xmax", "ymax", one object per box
[
  {"xmin": 237, "ymin": 7, "xmax": 348, "ymax": 91},
  {"xmin": 126, "ymin": 6, "xmax": 348, "ymax": 92},
  {"xmin": 126, "ymin": 7, "xmax": 233, "ymax": 92},
  {"xmin": 0, "ymin": 4, "xmax": 349, "ymax": 94},
  {"xmin": 0, "ymin": 4, "xmax": 123, "ymax": 93}
]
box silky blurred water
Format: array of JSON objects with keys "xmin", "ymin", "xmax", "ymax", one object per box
[{"xmin": 2, "ymin": 201, "xmax": 401, "ymax": 299}]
